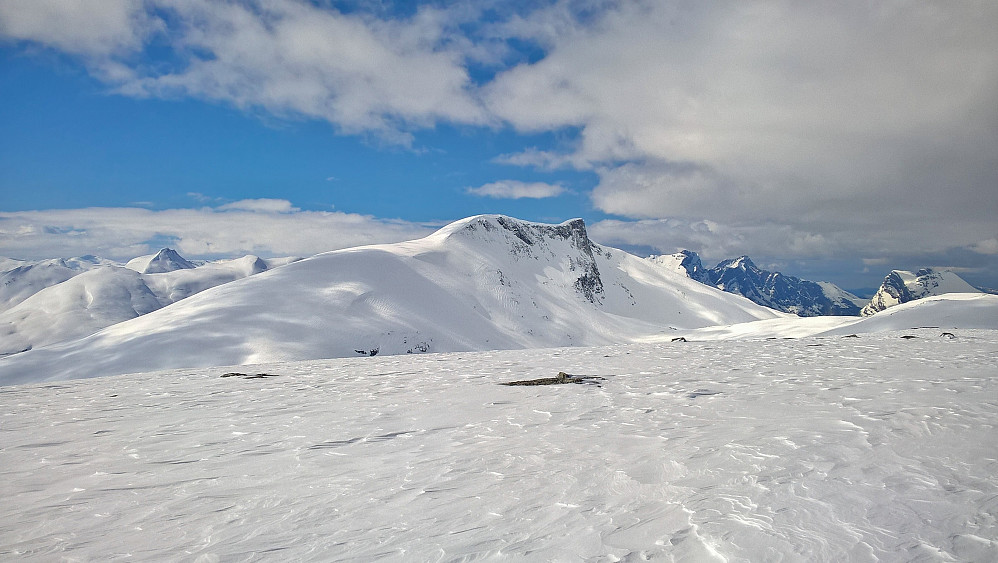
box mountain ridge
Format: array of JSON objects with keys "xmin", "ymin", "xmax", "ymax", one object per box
[
  {"xmin": 649, "ymin": 251, "xmax": 864, "ymax": 316},
  {"xmin": 0, "ymin": 215, "xmax": 782, "ymax": 384}
]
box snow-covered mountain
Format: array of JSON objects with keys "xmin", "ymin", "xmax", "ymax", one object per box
[
  {"xmin": 647, "ymin": 250, "xmax": 709, "ymax": 281},
  {"xmin": 0, "ymin": 255, "xmax": 114, "ymax": 312},
  {"xmin": 0, "ymin": 253, "xmax": 297, "ymax": 356},
  {"xmin": 650, "ymin": 252, "xmax": 864, "ymax": 316},
  {"xmin": 0, "ymin": 215, "xmax": 783, "ymax": 385},
  {"xmin": 862, "ymin": 268, "xmax": 981, "ymax": 316},
  {"xmin": 125, "ymin": 247, "xmax": 196, "ymax": 273}
]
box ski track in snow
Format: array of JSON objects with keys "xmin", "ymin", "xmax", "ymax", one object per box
[{"xmin": 2, "ymin": 332, "xmax": 997, "ymax": 561}]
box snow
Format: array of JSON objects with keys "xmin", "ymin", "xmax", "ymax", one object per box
[
  {"xmin": 0, "ymin": 255, "xmax": 298, "ymax": 357},
  {"xmin": 0, "ymin": 216, "xmax": 782, "ymax": 385},
  {"xmin": 2, "ymin": 333, "xmax": 996, "ymax": 561},
  {"xmin": 816, "ymin": 280, "xmax": 867, "ymax": 309},
  {"xmin": 0, "ymin": 267, "xmax": 162, "ymax": 356},
  {"xmin": 670, "ymin": 294, "xmax": 998, "ymax": 341},
  {"xmin": 0, "ymin": 256, "xmax": 111, "ymax": 312},
  {"xmin": 125, "ymin": 248, "xmax": 195, "ymax": 274},
  {"xmin": 863, "ymin": 269, "xmax": 981, "ymax": 316},
  {"xmin": 646, "ymin": 252, "xmax": 692, "ymax": 276}
]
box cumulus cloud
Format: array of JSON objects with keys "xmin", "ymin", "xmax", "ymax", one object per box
[
  {"xmin": 489, "ymin": 1, "xmax": 998, "ymax": 261},
  {"xmin": 0, "ymin": 203, "xmax": 435, "ymax": 261},
  {"xmin": 0, "ymin": 0, "xmax": 154, "ymax": 56},
  {"xmin": 466, "ymin": 180, "xmax": 566, "ymax": 199},
  {"xmin": 0, "ymin": 0, "xmax": 488, "ymax": 143}
]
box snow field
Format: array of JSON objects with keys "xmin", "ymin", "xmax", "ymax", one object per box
[{"xmin": 2, "ymin": 332, "xmax": 997, "ymax": 561}]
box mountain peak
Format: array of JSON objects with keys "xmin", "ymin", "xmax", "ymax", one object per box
[
  {"xmin": 723, "ymin": 255, "xmax": 757, "ymax": 270},
  {"xmin": 862, "ymin": 268, "xmax": 980, "ymax": 316},
  {"xmin": 126, "ymin": 248, "xmax": 196, "ymax": 274}
]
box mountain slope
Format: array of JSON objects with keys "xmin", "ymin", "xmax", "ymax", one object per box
[
  {"xmin": 0, "ymin": 254, "xmax": 296, "ymax": 355},
  {"xmin": 0, "ymin": 256, "xmax": 113, "ymax": 312},
  {"xmin": 0, "ymin": 266, "xmax": 163, "ymax": 355},
  {"xmin": 0, "ymin": 215, "xmax": 782, "ymax": 385},
  {"xmin": 649, "ymin": 252, "xmax": 864, "ymax": 316},
  {"xmin": 862, "ymin": 268, "xmax": 981, "ymax": 316}
]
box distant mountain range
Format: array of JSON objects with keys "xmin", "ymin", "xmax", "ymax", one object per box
[
  {"xmin": 0, "ymin": 250, "xmax": 299, "ymax": 356},
  {"xmin": 648, "ymin": 250, "xmax": 982, "ymax": 318},
  {"xmin": 649, "ymin": 251, "xmax": 865, "ymax": 316},
  {"xmin": 0, "ymin": 215, "xmax": 989, "ymax": 384}
]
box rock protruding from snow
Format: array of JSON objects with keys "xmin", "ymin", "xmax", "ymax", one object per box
[
  {"xmin": 650, "ymin": 252, "xmax": 863, "ymax": 316},
  {"xmin": 126, "ymin": 248, "xmax": 196, "ymax": 274},
  {"xmin": 444, "ymin": 215, "xmax": 606, "ymax": 304},
  {"xmin": 861, "ymin": 268, "xmax": 981, "ymax": 316}
]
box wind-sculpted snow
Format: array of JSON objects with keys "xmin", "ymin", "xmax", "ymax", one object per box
[
  {"xmin": 0, "ymin": 216, "xmax": 782, "ymax": 385},
  {"xmin": 2, "ymin": 335, "xmax": 996, "ymax": 560}
]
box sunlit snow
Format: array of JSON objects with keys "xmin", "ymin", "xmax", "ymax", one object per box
[{"xmin": 2, "ymin": 331, "xmax": 996, "ymax": 560}]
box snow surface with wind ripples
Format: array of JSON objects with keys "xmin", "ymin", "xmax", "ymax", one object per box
[{"xmin": 2, "ymin": 331, "xmax": 997, "ymax": 561}]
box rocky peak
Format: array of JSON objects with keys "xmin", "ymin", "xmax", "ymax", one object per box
[
  {"xmin": 457, "ymin": 215, "xmax": 605, "ymax": 304},
  {"xmin": 143, "ymin": 248, "xmax": 196, "ymax": 274},
  {"xmin": 862, "ymin": 268, "xmax": 979, "ymax": 316}
]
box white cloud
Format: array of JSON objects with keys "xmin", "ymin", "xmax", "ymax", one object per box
[
  {"xmin": 0, "ymin": 0, "xmax": 154, "ymax": 56},
  {"xmin": 488, "ymin": 1, "xmax": 998, "ymax": 257},
  {"xmin": 0, "ymin": 205, "xmax": 434, "ymax": 261},
  {"xmin": 466, "ymin": 180, "xmax": 566, "ymax": 199},
  {"xmin": 0, "ymin": 0, "xmax": 489, "ymax": 144},
  {"xmin": 971, "ymin": 239, "xmax": 998, "ymax": 255},
  {"xmin": 588, "ymin": 217, "xmax": 841, "ymax": 264},
  {"xmin": 135, "ymin": 0, "xmax": 488, "ymax": 143}
]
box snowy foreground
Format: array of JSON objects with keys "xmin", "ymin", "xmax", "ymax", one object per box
[{"xmin": 3, "ymin": 330, "xmax": 997, "ymax": 561}]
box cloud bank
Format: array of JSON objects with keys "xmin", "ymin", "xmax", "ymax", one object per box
[{"xmin": 0, "ymin": 201, "xmax": 434, "ymax": 261}]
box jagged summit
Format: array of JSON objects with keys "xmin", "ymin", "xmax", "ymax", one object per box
[
  {"xmin": 423, "ymin": 215, "xmax": 605, "ymax": 304},
  {"xmin": 650, "ymin": 250, "xmax": 863, "ymax": 316},
  {"xmin": 431, "ymin": 215, "xmax": 590, "ymax": 247},
  {"xmin": 126, "ymin": 248, "xmax": 196, "ymax": 274},
  {"xmin": 717, "ymin": 255, "xmax": 756, "ymax": 270},
  {"xmin": 862, "ymin": 268, "xmax": 980, "ymax": 316}
]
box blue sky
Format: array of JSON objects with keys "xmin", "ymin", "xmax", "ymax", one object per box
[{"xmin": 1, "ymin": 0, "xmax": 996, "ymax": 291}]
